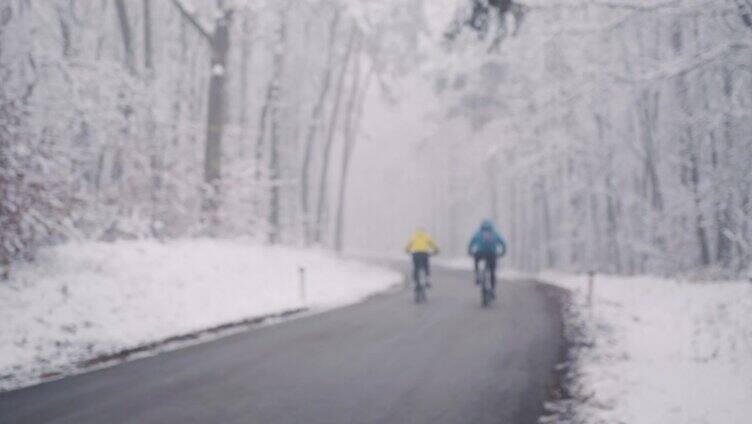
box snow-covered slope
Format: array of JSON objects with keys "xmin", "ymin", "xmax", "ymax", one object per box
[
  {"xmin": 0, "ymin": 239, "xmax": 401, "ymax": 391},
  {"xmin": 541, "ymin": 273, "xmax": 752, "ymax": 424}
]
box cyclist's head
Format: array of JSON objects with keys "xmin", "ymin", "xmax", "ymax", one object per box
[{"xmin": 480, "ymin": 219, "xmax": 494, "ymax": 231}]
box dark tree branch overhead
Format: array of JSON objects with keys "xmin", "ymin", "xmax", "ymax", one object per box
[
  {"xmin": 445, "ymin": 0, "xmax": 526, "ymax": 51},
  {"xmin": 735, "ymin": 0, "xmax": 752, "ymax": 29},
  {"xmin": 170, "ymin": 0, "xmax": 211, "ymax": 41},
  {"xmin": 521, "ymin": 0, "xmax": 680, "ymax": 11}
]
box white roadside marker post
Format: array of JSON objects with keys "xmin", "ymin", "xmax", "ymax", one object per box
[
  {"xmin": 587, "ymin": 270, "xmax": 595, "ymax": 311},
  {"xmin": 299, "ymin": 266, "xmax": 306, "ymax": 305}
]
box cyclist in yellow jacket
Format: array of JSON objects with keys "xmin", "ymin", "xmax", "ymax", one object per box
[{"xmin": 405, "ymin": 229, "xmax": 440, "ymax": 287}]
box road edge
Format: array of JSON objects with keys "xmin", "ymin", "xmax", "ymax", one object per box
[
  {"xmin": 1, "ymin": 307, "xmax": 311, "ymax": 394},
  {"xmin": 528, "ymin": 279, "xmax": 577, "ymax": 424},
  {"xmin": 2, "ymin": 268, "xmax": 408, "ymax": 394}
]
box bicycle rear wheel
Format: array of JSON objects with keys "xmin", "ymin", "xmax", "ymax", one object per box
[
  {"xmin": 481, "ymin": 267, "xmax": 492, "ymax": 307},
  {"xmin": 415, "ymin": 269, "xmax": 426, "ymax": 304}
]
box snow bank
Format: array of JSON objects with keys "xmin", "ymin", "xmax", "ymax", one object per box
[
  {"xmin": 540, "ymin": 272, "xmax": 752, "ymax": 424},
  {"xmin": 0, "ymin": 239, "xmax": 401, "ymax": 391}
]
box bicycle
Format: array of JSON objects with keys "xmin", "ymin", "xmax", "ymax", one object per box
[
  {"xmin": 476, "ymin": 257, "xmax": 495, "ymax": 307},
  {"xmin": 414, "ymin": 266, "xmax": 428, "ymax": 304}
]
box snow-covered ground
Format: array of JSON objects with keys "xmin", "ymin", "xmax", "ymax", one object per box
[
  {"xmin": 540, "ymin": 272, "xmax": 752, "ymax": 424},
  {"xmin": 0, "ymin": 239, "xmax": 401, "ymax": 391}
]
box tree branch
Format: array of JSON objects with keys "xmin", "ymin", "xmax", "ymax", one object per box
[
  {"xmin": 521, "ymin": 0, "xmax": 681, "ymax": 11},
  {"xmin": 734, "ymin": 0, "xmax": 752, "ymax": 30},
  {"xmin": 610, "ymin": 41, "xmax": 751, "ymax": 84},
  {"xmin": 171, "ymin": 0, "xmax": 211, "ymax": 41}
]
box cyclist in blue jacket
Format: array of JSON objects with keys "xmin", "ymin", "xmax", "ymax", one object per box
[{"xmin": 468, "ymin": 220, "xmax": 507, "ymax": 294}]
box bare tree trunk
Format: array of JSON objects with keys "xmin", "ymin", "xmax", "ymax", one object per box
[
  {"xmin": 334, "ymin": 44, "xmax": 371, "ymax": 252},
  {"xmin": 95, "ymin": 1, "xmax": 109, "ymax": 60},
  {"xmin": 508, "ymin": 166, "xmax": 517, "ymax": 265},
  {"xmin": 143, "ymin": 0, "xmax": 153, "ymax": 72},
  {"xmin": 141, "ymin": 0, "xmax": 161, "ymax": 235},
  {"xmin": 637, "ymin": 89, "xmax": 663, "ymax": 212},
  {"xmin": 268, "ymin": 11, "xmax": 287, "ymax": 244},
  {"xmin": 675, "ymin": 18, "xmax": 711, "ymax": 267},
  {"xmin": 539, "ymin": 175, "xmax": 554, "ymax": 267},
  {"xmin": 301, "ymin": 8, "xmax": 340, "ymax": 245},
  {"xmin": 486, "ymin": 154, "xmax": 498, "ymax": 224},
  {"xmin": 595, "ymin": 112, "xmax": 622, "ymax": 273},
  {"xmin": 238, "ymin": 10, "xmax": 252, "ymax": 158},
  {"xmin": 313, "ymin": 23, "xmax": 358, "ymax": 245},
  {"xmin": 204, "ymin": 12, "xmax": 230, "ymax": 187},
  {"xmin": 689, "ymin": 145, "xmax": 711, "ymax": 266},
  {"xmin": 716, "ymin": 66, "xmax": 734, "ymax": 265},
  {"xmin": 171, "ymin": 0, "xmax": 233, "ymax": 227},
  {"xmin": 255, "ymin": 86, "xmax": 272, "ymax": 183},
  {"xmin": 112, "ymin": 0, "xmax": 135, "ymax": 203},
  {"xmin": 56, "ymin": 5, "xmax": 71, "ymax": 57},
  {"xmin": 114, "ymin": 0, "xmax": 135, "ymax": 74}
]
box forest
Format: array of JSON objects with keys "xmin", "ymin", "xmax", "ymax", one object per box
[
  {"xmin": 427, "ymin": 0, "xmax": 752, "ymax": 276},
  {"xmin": 2, "ymin": 0, "xmax": 752, "ymax": 277}
]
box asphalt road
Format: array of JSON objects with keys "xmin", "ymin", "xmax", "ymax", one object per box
[{"xmin": 0, "ymin": 267, "xmax": 565, "ymax": 424}]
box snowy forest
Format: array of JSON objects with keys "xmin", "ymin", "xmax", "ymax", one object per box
[{"xmin": 2, "ymin": 0, "xmax": 752, "ymax": 277}]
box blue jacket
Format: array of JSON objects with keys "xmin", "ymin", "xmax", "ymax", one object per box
[{"xmin": 468, "ymin": 221, "xmax": 507, "ymax": 256}]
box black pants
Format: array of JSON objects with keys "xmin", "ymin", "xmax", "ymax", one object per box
[
  {"xmin": 474, "ymin": 253, "xmax": 497, "ymax": 289},
  {"xmin": 412, "ymin": 252, "xmax": 430, "ymax": 283}
]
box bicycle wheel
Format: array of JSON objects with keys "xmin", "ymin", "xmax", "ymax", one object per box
[
  {"xmin": 481, "ymin": 267, "xmax": 492, "ymax": 307},
  {"xmin": 415, "ymin": 269, "xmax": 426, "ymax": 303}
]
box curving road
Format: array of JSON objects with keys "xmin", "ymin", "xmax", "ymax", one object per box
[{"xmin": 0, "ymin": 267, "xmax": 565, "ymax": 424}]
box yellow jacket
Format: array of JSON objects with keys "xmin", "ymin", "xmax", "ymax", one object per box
[{"xmin": 405, "ymin": 230, "xmax": 439, "ymax": 254}]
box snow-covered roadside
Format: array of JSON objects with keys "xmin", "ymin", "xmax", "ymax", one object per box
[
  {"xmin": 435, "ymin": 261, "xmax": 752, "ymax": 422},
  {"xmin": 0, "ymin": 239, "xmax": 401, "ymax": 391},
  {"xmin": 539, "ymin": 272, "xmax": 752, "ymax": 424}
]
